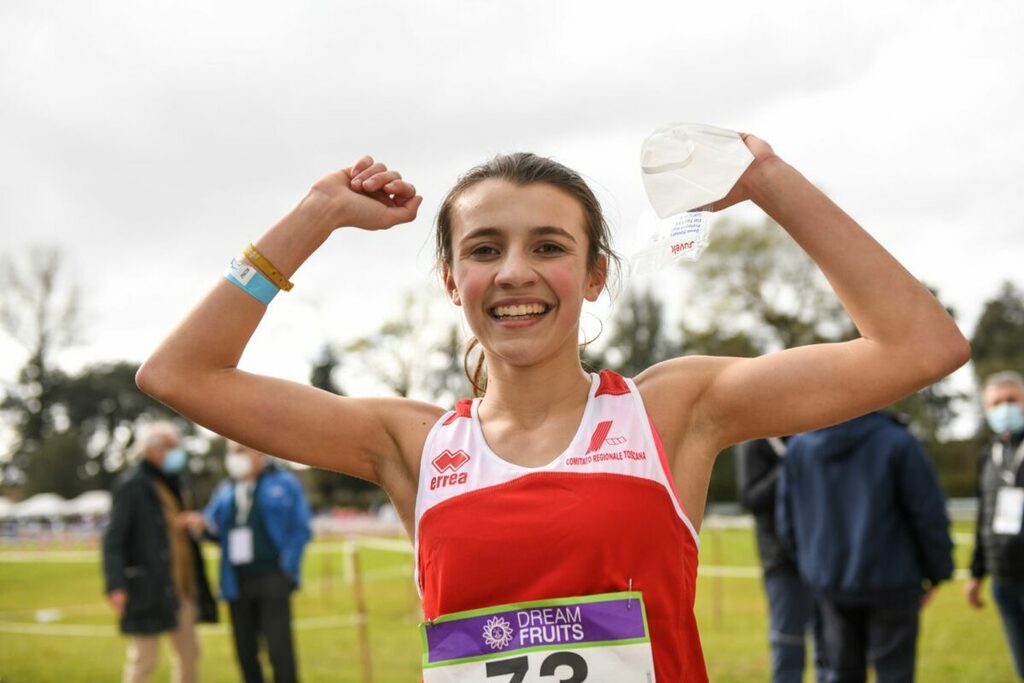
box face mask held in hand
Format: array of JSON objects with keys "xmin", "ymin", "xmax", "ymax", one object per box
[
  {"xmin": 632, "ymin": 123, "xmax": 754, "ymax": 274},
  {"xmin": 640, "ymin": 123, "xmax": 754, "ymax": 218}
]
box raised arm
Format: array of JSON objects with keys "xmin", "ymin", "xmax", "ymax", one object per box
[
  {"xmin": 638, "ymin": 136, "xmax": 970, "ymax": 514},
  {"xmin": 136, "ymin": 158, "xmax": 440, "ymax": 500}
]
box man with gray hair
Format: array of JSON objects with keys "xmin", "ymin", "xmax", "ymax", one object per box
[
  {"xmin": 968, "ymin": 370, "xmax": 1024, "ymax": 680},
  {"xmin": 102, "ymin": 420, "xmax": 217, "ymax": 683}
]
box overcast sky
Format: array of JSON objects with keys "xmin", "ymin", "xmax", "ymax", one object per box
[{"xmin": 1, "ymin": 0, "xmax": 1022, "ymax": 428}]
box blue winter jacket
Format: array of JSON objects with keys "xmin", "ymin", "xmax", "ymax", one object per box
[
  {"xmin": 776, "ymin": 412, "xmax": 953, "ymax": 604},
  {"xmin": 203, "ymin": 466, "xmax": 313, "ymax": 601}
]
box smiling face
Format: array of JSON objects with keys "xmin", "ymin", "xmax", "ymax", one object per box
[{"xmin": 443, "ymin": 179, "xmax": 607, "ymax": 372}]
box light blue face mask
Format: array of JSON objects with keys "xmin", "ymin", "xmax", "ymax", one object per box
[
  {"xmin": 987, "ymin": 403, "xmax": 1024, "ymax": 436},
  {"xmin": 161, "ymin": 447, "xmax": 188, "ymax": 474}
]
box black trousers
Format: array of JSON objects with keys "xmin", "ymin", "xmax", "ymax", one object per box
[
  {"xmin": 816, "ymin": 596, "xmax": 919, "ymax": 683},
  {"xmin": 228, "ymin": 569, "xmax": 298, "ymax": 683}
]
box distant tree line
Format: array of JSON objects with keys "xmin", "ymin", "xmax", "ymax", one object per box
[{"xmin": 1, "ymin": 228, "xmax": 1022, "ymax": 506}]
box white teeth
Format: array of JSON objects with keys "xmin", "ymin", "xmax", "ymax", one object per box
[{"xmin": 492, "ymin": 303, "xmax": 547, "ymax": 318}]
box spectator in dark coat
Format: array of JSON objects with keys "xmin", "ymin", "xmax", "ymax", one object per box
[
  {"xmin": 736, "ymin": 437, "xmax": 822, "ymax": 683},
  {"xmin": 777, "ymin": 411, "xmax": 953, "ymax": 683},
  {"xmin": 967, "ymin": 370, "xmax": 1024, "ymax": 680},
  {"xmin": 102, "ymin": 421, "xmax": 217, "ymax": 683}
]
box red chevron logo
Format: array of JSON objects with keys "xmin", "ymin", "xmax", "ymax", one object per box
[{"xmin": 432, "ymin": 449, "xmax": 471, "ymax": 473}]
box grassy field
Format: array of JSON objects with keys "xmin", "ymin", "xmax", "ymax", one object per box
[{"xmin": 0, "ymin": 522, "xmax": 1015, "ymax": 682}]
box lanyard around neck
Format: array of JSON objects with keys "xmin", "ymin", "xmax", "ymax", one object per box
[
  {"xmin": 767, "ymin": 437, "xmax": 787, "ymax": 457},
  {"xmin": 234, "ymin": 482, "xmax": 255, "ymax": 526},
  {"xmin": 993, "ymin": 440, "xmax": 1024, "ymax": 485}
]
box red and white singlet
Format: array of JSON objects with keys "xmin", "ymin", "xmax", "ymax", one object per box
[{"xmin": 414, "ymin": 370, "xmax": 707, "ymax": 682}]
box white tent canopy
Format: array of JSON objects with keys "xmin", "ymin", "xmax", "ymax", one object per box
[
  {"xmin": 12, "ymin": 493, "xmax": 67, "ymax": 519},
  {"xmin": 66, "ymin": 490, "xmax": 112, "ymax": 517},
  {"xmin": 0, "ymin": 491, "xmax": 114, "ymax": 519}
]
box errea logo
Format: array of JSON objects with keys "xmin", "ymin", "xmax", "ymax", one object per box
[
  {"xmin": 430, "ymin": 449, "xmax": 471, "ymax": 490},
  {"xmin": 432, "ymin": 449, "xmax": 470, "ymax": 473}
]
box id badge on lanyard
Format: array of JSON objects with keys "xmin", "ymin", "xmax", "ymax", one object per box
[
  {"xmin": 994, "ymin": 488, "xmax": 1024, "ymax": 535},
  {"xmin": 420, "ymin": 592, "xmax": 656, "ymax": 683},
  {"xmin": 229, "ymin": 483, "xmax": 255, "ymax": 564},
  {"xmin": 228, "ymin": 527, "xmax": 255, "ymax": 564},
  {"xmin": 992, "ymin": 441, "xmax": 1024, "ymax": 536}
]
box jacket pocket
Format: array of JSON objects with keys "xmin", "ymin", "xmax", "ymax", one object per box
[{"xmin": 124, "ymin": 566, "xmax": 154, "ymax": 613}]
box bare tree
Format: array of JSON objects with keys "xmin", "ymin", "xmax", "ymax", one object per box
[
  {"xmin": 0, "ymin": 246, "xmax": 80, "ymax": 368},
  {"xmin": 0, "ymin": 246, "xmax": 81, "ymax": 484}
]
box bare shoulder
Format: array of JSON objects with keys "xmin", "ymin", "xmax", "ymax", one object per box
[
  {"xmin": 634, "ymin": 354, "xmax": 731, "ymax": 397},
  {"xmin": 634, "ymin": 355, "xmax": 736, "ymax": 454},
  {"xmin": 634, "ymin": 356, "xmax": 740, "ymax": 529}
]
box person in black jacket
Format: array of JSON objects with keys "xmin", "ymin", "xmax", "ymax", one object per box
[
  {"xmin": 777, "ymin": 411, "xmax": 953, "ymax": 683},
  {"xmin": 102, "ymin": 421, "xmax": 217, "ymax": 683},
  {"xmin": 968, "ymin": 371, "xmax": 1024, "ymax": 680},
  {"xmin": 737, "ymin": 437, "xmax": 822, "ymax": 683}
]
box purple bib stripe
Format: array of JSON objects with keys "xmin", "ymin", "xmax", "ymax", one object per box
[{"xmin": 423, "ymin": 594, "xmax": 649, "ymax": 666}]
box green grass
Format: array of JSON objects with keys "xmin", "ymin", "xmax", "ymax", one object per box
[{"xmin": 0, "ymin": 523, "xmax": 1016, "ymax": 682}]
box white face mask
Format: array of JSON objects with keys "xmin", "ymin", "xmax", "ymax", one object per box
[
  {"xmin": 640, "ymin": 123, "xmax": 754, "ymax": 218},
  {"xmin": 225, "ymin": 452, "xmax": 254, "ymax": 480}
]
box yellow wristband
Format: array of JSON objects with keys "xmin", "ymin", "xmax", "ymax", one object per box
[{"xmin": 243, "ymin": 244, "xmax": 293, "ymax": 292}]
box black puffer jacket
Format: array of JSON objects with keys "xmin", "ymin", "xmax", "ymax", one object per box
[
  {"xmin": 101, "ymin": 461, "xmax": 217, "ymax": 634},
  {"xmin": 971, "ymin": 434, "xmax": 1024, "ymax": 580},
  {"xmin": 735, "ymin": 438, "xmax": 796, "ymax": 574}
]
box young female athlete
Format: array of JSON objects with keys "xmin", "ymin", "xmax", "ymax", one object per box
[{"xmin": 137, "ymin": 134, "xmax": 969, "ymax": 682}]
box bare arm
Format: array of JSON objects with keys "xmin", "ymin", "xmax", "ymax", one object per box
[
  {"xmin": 136, "ymin": 158, "xmax": 438, "ymax": 501},
  {"xmin": 638, "ymin": 136, "xmax": 970, "ymax": 521}
]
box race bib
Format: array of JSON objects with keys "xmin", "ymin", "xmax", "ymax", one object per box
[
  {"xmin": 421, "ymin": 592, "xmax": 656, "ymax": 682},
  {"xmin": 994, "ymin": 487, "xmax": 1024, "ymax": 535},
  {"xmin": 228, "ymin": 527, "xmax": 254, "ymax": 564}
]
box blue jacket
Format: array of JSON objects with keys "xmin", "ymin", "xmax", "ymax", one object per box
[
  {"xmin": 776, "ymin": 412, "xmax": 953, "ymax": 604},
  {"xmin": 204, "ymin": 465, "xmax": 312, "ymax": 602}
]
